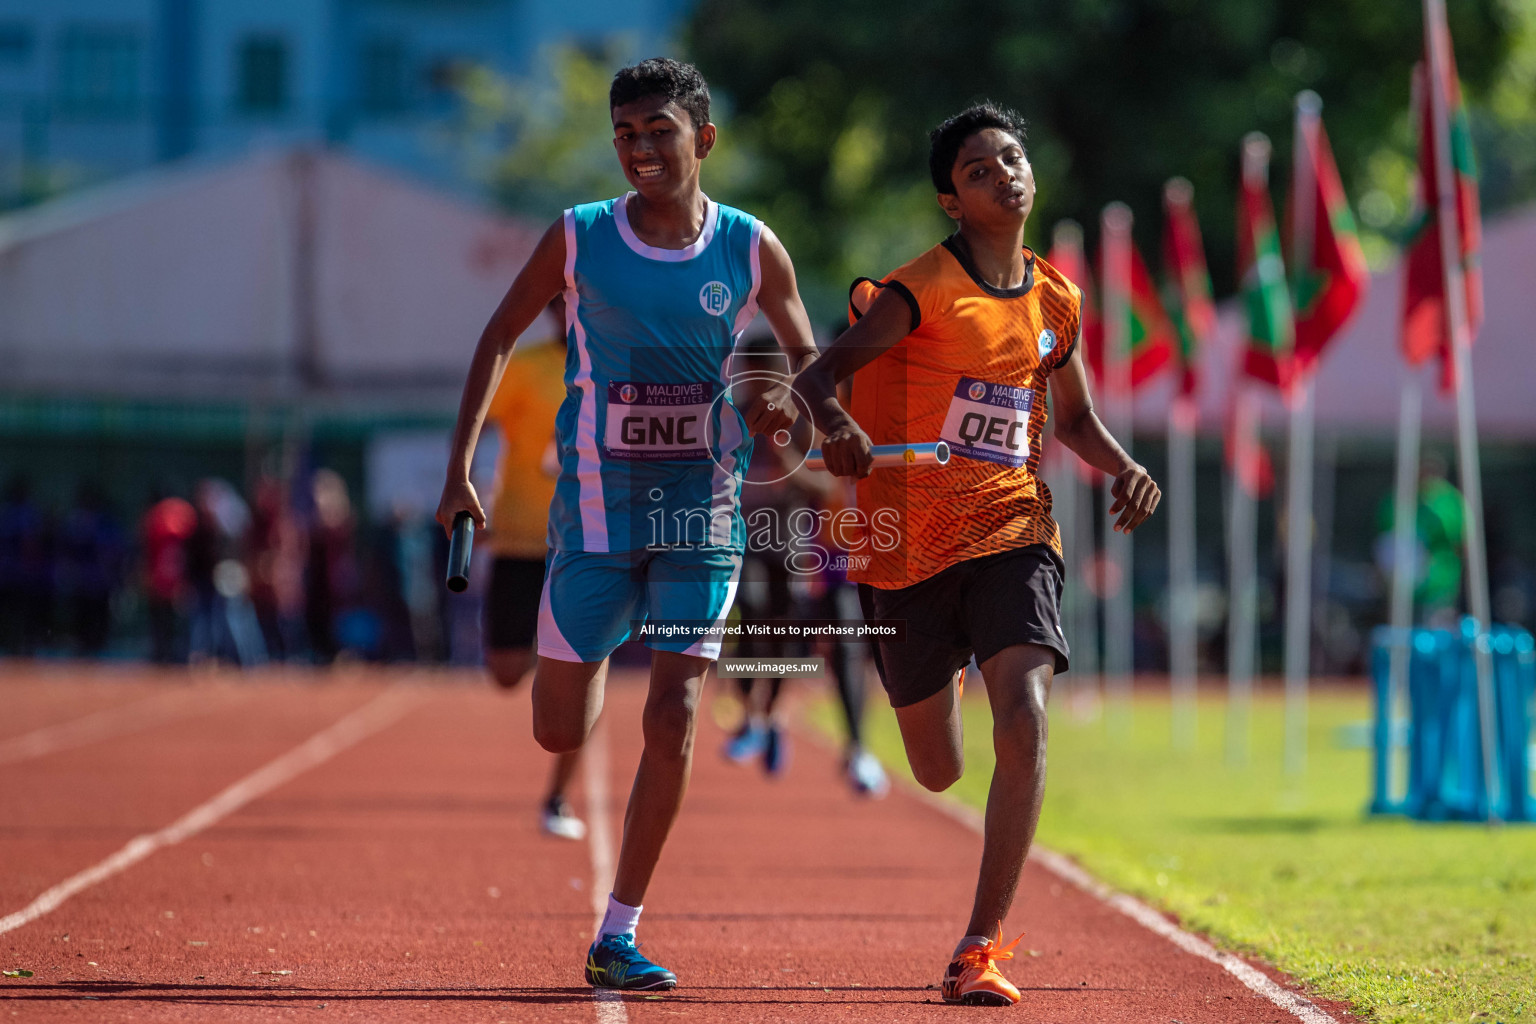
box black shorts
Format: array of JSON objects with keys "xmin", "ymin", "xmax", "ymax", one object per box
[
  {"xmin": 484, "ymin": 556, "xmax": 547, "ymax": 651},
  {"xmin": 858, "ymin": 544, "xmax": 1070, "ymax": 708}
]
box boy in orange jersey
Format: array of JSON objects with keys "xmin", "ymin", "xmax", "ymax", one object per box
[{"xmin": 789, "ymin": 104, "xmax": 1160, "ymax": 1006}]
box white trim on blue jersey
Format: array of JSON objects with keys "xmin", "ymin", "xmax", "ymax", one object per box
[
  {"xmin": 613, "ymin": 192, "xmax": 721, "ymax": 262},
  {"xmin": 562, "ymin": 208, "xmax": 610, "ymax": 552}
]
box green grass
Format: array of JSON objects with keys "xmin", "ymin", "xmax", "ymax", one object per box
[{"xmin": 816, "ymin": 687, "xmax": 1536, "ymax": 1024}]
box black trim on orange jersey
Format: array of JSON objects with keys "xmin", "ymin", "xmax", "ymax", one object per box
[
  {"xmin": 941, "ymin": 235, "xmax": 1036, "ymax": 298},
  {"xmin": 1053, "ymin": 323, "xmax": 1080, "ymax": 371},
  {"xmin": 847, "ymin": 276, "xmax": 921, "ymax": 333}
]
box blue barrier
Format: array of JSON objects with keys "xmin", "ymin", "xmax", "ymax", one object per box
[{"xmin": 1370, "ymin": 620, "xmax": 1534, "ymax": 822}]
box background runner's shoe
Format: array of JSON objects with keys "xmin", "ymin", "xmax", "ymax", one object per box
[
  {"xmin": 540, "ymin": 795, "xmax": 587, "ymax": 841},
  {"xmin": 722, "ymin": 722, "xmax": 769, "ymax": 763},
  {"xmin": 942, "ymin": 935, "xmax": 1022, "ymax": 1006},
  {"xmin": 844, "ymin": 748, "xmax": 890, "ymax": 799},
  {"xmin": 762, "ymin": 724, "xmax": 790, "ymax": 777},
  {"xmin": 585, "ymin": 933, "xmax": 677, "ymax": 991}
]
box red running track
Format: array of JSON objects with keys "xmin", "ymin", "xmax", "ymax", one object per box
[{"xmin": 1, "ymin": 664, "xmax": 1359, "ymax": 1022}]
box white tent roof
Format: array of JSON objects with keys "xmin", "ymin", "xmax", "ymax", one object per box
[
  {"xmin": 0, "ymin": 148, "xmax": 545, "ymax": 405},
  {"xmin": 1137, "ymin": 202, "xmax": 1536, "ymax": 439}
]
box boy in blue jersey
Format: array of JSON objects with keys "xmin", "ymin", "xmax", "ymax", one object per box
[{"xmin": 436, "ymin": 58, "xmax": 818, "ymax": 991}]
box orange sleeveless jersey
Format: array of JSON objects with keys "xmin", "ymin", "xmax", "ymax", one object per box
[{"xmin": 845, "ymin": 239, "xmax": 1080, "ymax": 589}]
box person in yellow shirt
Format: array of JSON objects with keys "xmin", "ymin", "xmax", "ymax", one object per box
[
  {"xmin": 791, "ymin": 104, "xmax": 1160, "ymax": 1006},
  {"xmin": 484, "ymin": 300, "xmax": 585, "ymax": 840}
]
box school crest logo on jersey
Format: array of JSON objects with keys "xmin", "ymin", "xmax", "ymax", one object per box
[
  {"xmin": 699, "ymin": 281, "xmax": 731, "ymax": 316},
  {"xmin": 1037, "ymin": 329, "xmax": 1057, "ymax": 361}
]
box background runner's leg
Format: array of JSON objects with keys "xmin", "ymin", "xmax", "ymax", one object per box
[{"xmin": 966, "ymin": 643, "xmax": 1055, "ymax": 937}]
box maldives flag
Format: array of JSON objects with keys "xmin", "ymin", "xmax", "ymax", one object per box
[
  {"xmin": 1402, "ymin": 37, "xmax": 1484, "ymax": 391},
  {"xmin": 1237, "ymin": 134, "xmax": 1296, "ymax": 390},
  {"xmin": 1126, "ymin": 242, "xmax": 1175, "ymax": 387},
  {"xmin": 1290, "ymin": 96, "xmax": 1369, "ymax": 373},
  {"xmin": 1046, "ymin": 221, "xmax": 1104, "ymax": 481},
  {"xmin": 1162, "ymin": 178, "xmax": 1217, "ymax": 397},
  {"xmin": 1047, "ymin": 221, "xmax": 1102, "ymax": 384}
]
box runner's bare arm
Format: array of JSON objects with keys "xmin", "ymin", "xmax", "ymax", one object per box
[
  {"xmin": 791, "ymin": 287, "xmax": 915, "ymax": 478},
  {"xmin": 436, "ymin": 218, "xmax": 567, "ymax": 534},
  {"xmin": 1049, "ymin": 342, "xmax": 1161, "ymax": 533},
  {"xmin": 741, "ymin": 227, "xmax": 819, "ymax": 435}
]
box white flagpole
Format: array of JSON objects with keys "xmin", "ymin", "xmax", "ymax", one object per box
[
  {"xmin": 1386, "ymin": 368, "xmax": 1423, "ymax": 806},
  {"xmin": 1226, "ymin": 387, "xmax": 1259, "ymax": 767},
  {"xmin": 1282, "ymin": 380, "xmax": 1315, "ymax": 774},
  {"xmin": 1283, "ymin": 92, "xmax": 1322, "ymax": 775},
  {"xmin": 1073, "ymin": 460, "xmax": 1103, "ymax": 717},
  {"xmin": 1050, "ymin": 220, "xmax": 1102, "ymax": 717},
  {"xmin": 1424, "ymin": 0, "xmax": 1502, "ymax": 821},
  {"xmin": 1168, "ymin": 395, "xmax": 1199, "ymax": 749},
  {"xmin": 1101, "ymin": 203, "xmax": 1135, "ymax": 733}
]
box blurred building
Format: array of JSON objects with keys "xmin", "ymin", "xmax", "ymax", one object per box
[
  {"xmin": 0, "ymin": 0, "xmax": 693, "ymax": 207},
  {"xmin": 0, "ymin": 146, "xmax": 527, "ymax": 513}
]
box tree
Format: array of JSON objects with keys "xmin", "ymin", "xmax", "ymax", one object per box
[{"xmin": 687, "ymin": 0, "xmax": 1521, "ymax": 318}]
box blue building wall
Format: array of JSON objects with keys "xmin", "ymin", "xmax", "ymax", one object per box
[{"xmin": 0, "ymin": 0, "xmax": 692, "ymax": 205}]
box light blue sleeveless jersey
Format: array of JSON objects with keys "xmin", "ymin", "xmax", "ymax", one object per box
[{"xmin": 549, "ymin": 194, "xmax": 762, "ymax": 553}]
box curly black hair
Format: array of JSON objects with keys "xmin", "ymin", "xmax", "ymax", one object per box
[
  {"xmin": 610, "ymin": 58, "xmax": 711, "ymax": 129},
  {"xmin": 928, "ymin": 103, "xmax": 1028, "ymax": 194}
]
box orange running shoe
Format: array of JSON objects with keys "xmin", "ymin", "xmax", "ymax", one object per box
[{"xmin": 941, "ymin": 930, "xmax": 1022, "ymax": 1006}]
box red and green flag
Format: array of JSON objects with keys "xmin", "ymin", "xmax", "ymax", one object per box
[
  {"xmin": 1161, "ymin": 178, "xmax": 1217, "ymax": 397},
  {"xmin": 1126, "ymin": 242, "xmax": 1175, "ymax": 387},
  {"xmin": 1289, "ymin": 95, "xmax": 1369, "ymax": 373},
  {"xmin": 1401, "ymin": 28, "xmax": 1483, "ymax": 391},
  {"xmin": 1046, "ymin": 221, "xmax": 1102, "ymax": 385},
  {"xmin": 1237, "ymin": 133, "xmax": 1296, "ymax": 390},
  {"xmin": 1047, "ymin": 221, "xmax": 1106, "ymax": 482}
]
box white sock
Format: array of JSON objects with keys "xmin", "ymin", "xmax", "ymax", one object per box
[
  {"xmin": 953, "ymin": 934, "xmax": 993, "ymax": 959},
  {"xmin": 599, "ymin": 893, "xmax": 642, "ymax": 939}
]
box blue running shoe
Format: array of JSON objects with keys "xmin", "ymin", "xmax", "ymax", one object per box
[
  {"xmin": 722, "ymin": 722, "xmax": 769, "ymax": 763},
  {"xmin": 585, "ymin": 933, "xmax": 677, "ymax": 991}
]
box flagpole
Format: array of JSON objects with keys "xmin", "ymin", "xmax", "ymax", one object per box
[
  {"xmin": 1282, "ymin": 91, "xmax": 1322, "ymax": 776},
  {"xmin": 1050, "ymin": 219, "xmax": 1103, "ymax": 719},
  {"xmin": 1168, "ymin": 395, "xmax": 1198, "ymax": 750},
  {"xmin": 1226, "ymin": 386, "xmax": 1259, "ymax": 767},
  {"xmin": 1424, "ymin": 0, "xmax": 1501, "ymax": 821},
  {"xmin": 1073, "ymin": 459, "xmax": 1103, "ymax": 717},
  {"xmin": 1384, "ymin": 367, "xmax": 1423, "ymax": 810},
  {"xmin": 1101, "ymin": 203, "xmax": 1135, "ymax": 734}
]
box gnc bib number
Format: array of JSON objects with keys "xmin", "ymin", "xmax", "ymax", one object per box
[
  {"xmin": 604, "ymin": 381, "xmax": 715, "ymax": 461},
  {"xmin": 940, "ymin": 377, "xmax": 1033, "ymax": 468}
]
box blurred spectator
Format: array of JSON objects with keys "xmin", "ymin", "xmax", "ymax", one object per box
[
  {"xmin": 1376, "ymin": 452, "xmax": 1465, "ymax": 628},
  {"xmin": 188, "ymin": 478, "xmax": 266, "ymax": 665},
  {"xmin": 306, "ymin": 468, "xmax": 359, "ymax": 664},
  {"xmin": 0, "ymin": 477, "xmax": 53, "ymax": 655},
  {"xmin": 57, "ymin": 483, "xmax": 127, "ymax": 656},
  {"xmin": 247, "ymin": 476, "xmax": 307, "ymax": 662},
  {"xmin": 141, "ymin": 489, "xmax": 197, "ymax": 663}
]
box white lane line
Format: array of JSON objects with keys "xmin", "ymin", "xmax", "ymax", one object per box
[
  {"xmin": 902, "ymin": 785, "xmax": 1342, "ymax": 1024},
  {"xmin": 582, "ymin": 716, "xmax": 628, "ymax": 1024},
  {"xmin": 0, "ymin": 686, "xmax": 418, "ymax": 937},
  {"xmin": 0, "ymin": 689, "xmax": 226, "ymax": 766}
]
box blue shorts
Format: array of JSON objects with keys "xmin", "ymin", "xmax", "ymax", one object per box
[{"xmin": 537, "ymin": 547, "xmax": 742, "ymax": 663}]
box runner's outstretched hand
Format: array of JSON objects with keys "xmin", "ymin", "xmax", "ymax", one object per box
[{"xmin": 1108, "ymin": 462, "xmax": 1160, "ymax": 533}]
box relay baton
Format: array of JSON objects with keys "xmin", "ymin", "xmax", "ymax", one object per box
[
  {"xmin": 804, "ymin": 441, "xmax": 950, "ymax": 472},
  {"xmin": 445, "ymin": 511, "xmax": 474, "ymax": 593}
]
